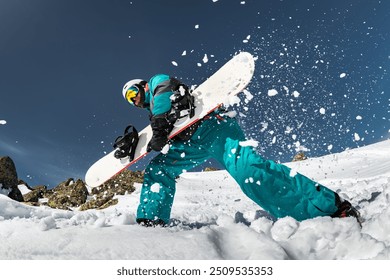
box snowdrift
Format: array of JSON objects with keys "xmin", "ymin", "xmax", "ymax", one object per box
[{"xmin": 1, "ymin": 139, "xmax": 389, "ymax": 260}]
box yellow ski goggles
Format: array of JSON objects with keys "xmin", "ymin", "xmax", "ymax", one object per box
[{"xmin": 125, "ymin": 86, "xmax": 139, "ymax": 104}]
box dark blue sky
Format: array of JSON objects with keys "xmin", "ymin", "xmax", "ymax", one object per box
[{"xmin": 0, "ymin": 0, "xmax": 389, "ymax": 187}]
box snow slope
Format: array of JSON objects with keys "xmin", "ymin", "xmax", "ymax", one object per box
[{"xmin": 1, "ymin": 139, "xmax": 390, "ymax": 260}]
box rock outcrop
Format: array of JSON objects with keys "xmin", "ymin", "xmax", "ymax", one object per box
[
  {"xmin": 292, "ymin": 152, "xmax": 308, "ymax": 162},
  {"xmin": 47, "ymin": 178, "xmax": 89, "ymax": 210},
  {"xmin": 80, "ymin": 169, "xmax": 143, "ymax": 211},
  {"xmin": 1, "ymin": 155, "xmax": 142, "ymax": 211},
  {"xmin": 0, "ymin": 156, "xmax": 24, "ymax": 201}
]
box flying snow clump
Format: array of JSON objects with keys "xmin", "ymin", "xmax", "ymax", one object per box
[{"xmin": 267, "ymin": 89, "xmax": 278, "ymax": 97}]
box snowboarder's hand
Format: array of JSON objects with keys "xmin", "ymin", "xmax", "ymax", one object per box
[
  {"xmin": 148, "ymin": 114, "xmax": 173, "ymax": 152},
  {"xmin": 147, "ymin": 136, "xmax": 167, "ymax": 152}
]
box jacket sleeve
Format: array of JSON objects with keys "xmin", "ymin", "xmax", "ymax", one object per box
[{"xmin": 147, "ymin": 75, "xmax": 176, "ymax": 152}]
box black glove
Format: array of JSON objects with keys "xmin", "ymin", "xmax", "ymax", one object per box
[
  {"xmin": 147, "ymin": 114, "xmax": 174, "ymax": 152},
  {"xmin": 147, "ymin": 138, "xmax": 167, "ymax": 152}
]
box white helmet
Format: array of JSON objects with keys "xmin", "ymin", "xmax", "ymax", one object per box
[{"xmin": 122, "ymin": 79, "xmax": 144, "ymax": 100}]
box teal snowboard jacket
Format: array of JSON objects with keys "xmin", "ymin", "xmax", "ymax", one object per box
[
  {"xmin": 143, "ymin": 74, "xmax": 174, "ymax": 116},
  {"xmin": 141, "ymin": 74, "xmax": 193, "ymax": 151}
]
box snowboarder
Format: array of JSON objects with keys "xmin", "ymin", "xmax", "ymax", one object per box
[{"xmin": 120, "ymin": 74, "xmax": 361, "ymax": 227}]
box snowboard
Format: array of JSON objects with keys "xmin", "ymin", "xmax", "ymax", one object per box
[{"xmin": 85, "ymin": 52, "xmax": 255, "ymax": 188}]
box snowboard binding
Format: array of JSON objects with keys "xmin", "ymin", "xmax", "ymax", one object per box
[{"xmin": 113, "ymin": 125, "xmax": 139, "ymax": 160}]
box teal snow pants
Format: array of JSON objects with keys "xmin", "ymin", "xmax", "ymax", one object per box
[{"xmin": 136, "ymin": 114, "xmax": 339, "ymax": 224}]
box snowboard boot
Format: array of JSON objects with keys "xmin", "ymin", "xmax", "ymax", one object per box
[
  {"xmin": 136, "ymin": 218, "xmax": 166, "ymax": 227},
  {"xmin": 331, "ymin": 196, "xmax": 362, "ymax": 227}
]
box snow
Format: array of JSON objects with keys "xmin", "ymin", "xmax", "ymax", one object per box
[
  {"xmin": 202, "ymin": 54, "xmax": 209, "ymax": 63},
  {"xmin": 1, "ymin": 139, "xmax": 390, "ymax": 261},
  {"xmin": 243, "ymin": 35, "xmax": 251, "ymax": 43},
  {"xmin": 354, "ymin": 132, "xmax": 361, "ymax": 141},
  {"xmin": 161, "ymin": 143, "xmax": 171, "ymax": 154},
  {"xmin": 17, "ymin": 184, "xmax": 31, "ymax": 195},
  {"xmin": 242, "ymin": 89, "xmax": 253, "ymax": 102},
  {"xmin": 150, "ymin": 183, "xmax": 161, "ymax": 193},
  {"xmin": 239, "ymin": 139, "xmax": 259, "ymax": 148},
  {"xmin": 292, "ymin": 90, "xmax": 300, "ymax": 98},
  {"xmin": 267, "ymin": 89, "xmax": 278, "ymax": 96},
  {"xmin": 340, "ymin": 72, "xmax": 347, "ymax": 78}
]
